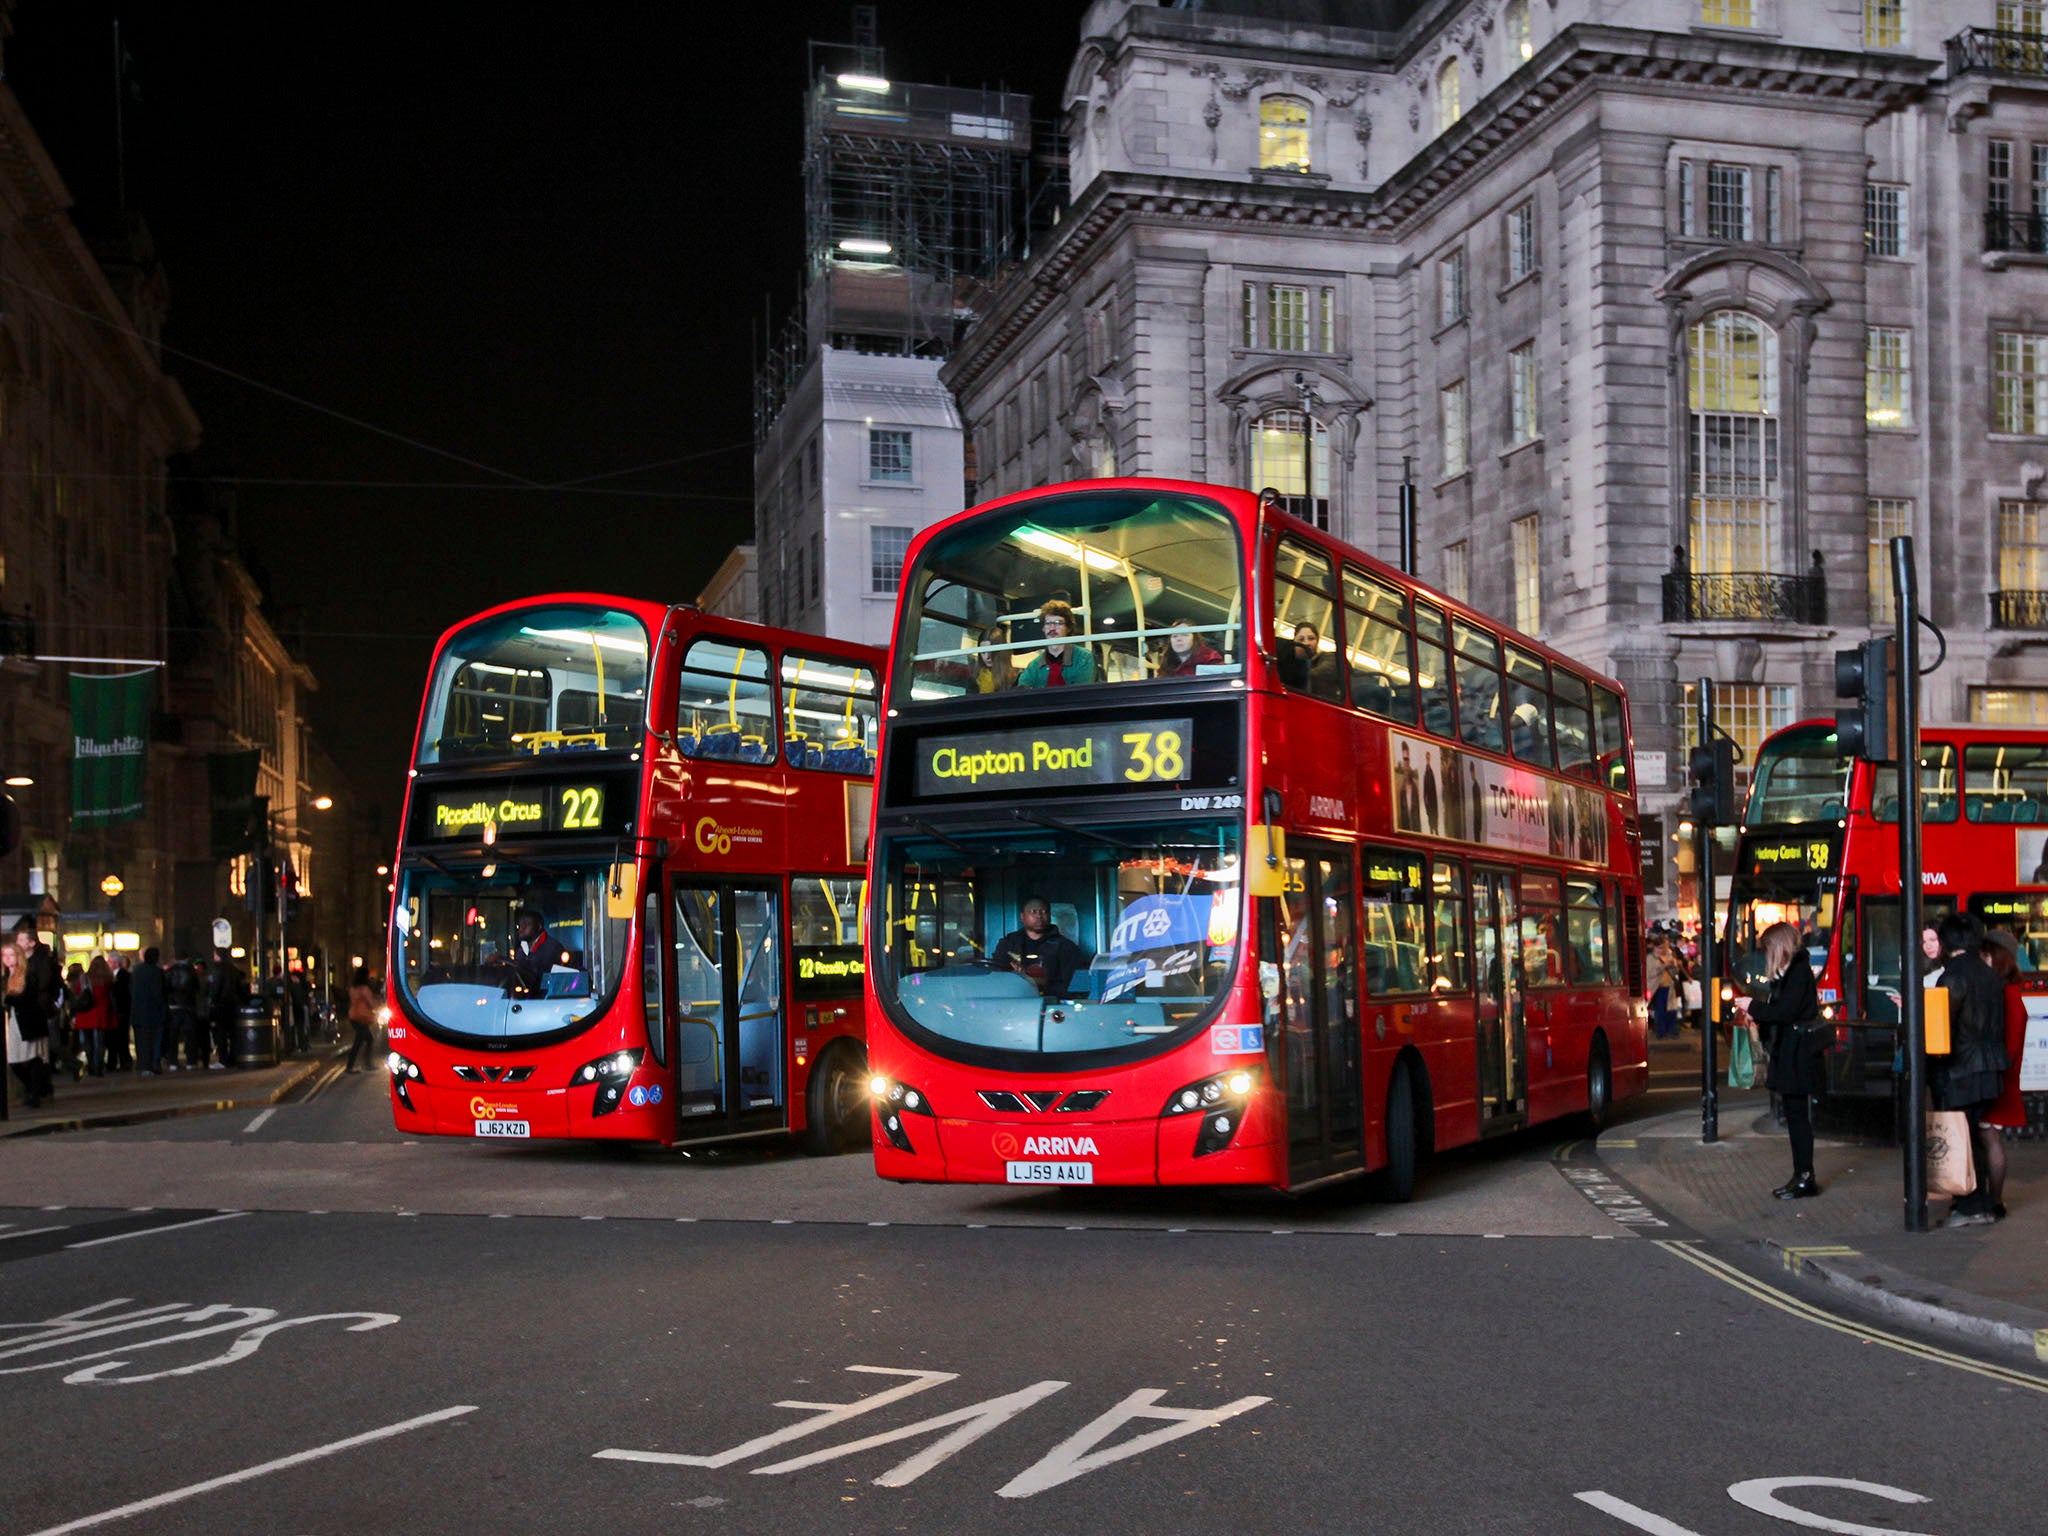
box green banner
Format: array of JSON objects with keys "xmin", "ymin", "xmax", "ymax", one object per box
[
  {"xmin": 208, "ymin": 749, "xmax": 264, "ymax": 858},
  {"xmin": 70, "ymin": 669, "xmax": 154, "ymax": 826}
]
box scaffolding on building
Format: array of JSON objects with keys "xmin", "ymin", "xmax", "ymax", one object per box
[{"xmin": 753, "ymin": 32, "xmax": 1034, "ymax": 443}]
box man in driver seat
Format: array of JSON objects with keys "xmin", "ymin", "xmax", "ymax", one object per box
[
  {"xmin": 992, "ymin": 896, "xmax": 1091, "ymax": 996},
  {"xmin": 508, "ymin": 908, "xmax": 568, "ymax": 995}
]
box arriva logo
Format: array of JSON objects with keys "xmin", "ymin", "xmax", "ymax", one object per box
[{"xmin": 1021, "ymin": 1135, "xmax": 1099, "ymax": 1157}]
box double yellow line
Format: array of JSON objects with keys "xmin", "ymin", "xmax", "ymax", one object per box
[{"xmin": 1656, "ymin": 1239, "xmax": 2048, "ymax": 1392}]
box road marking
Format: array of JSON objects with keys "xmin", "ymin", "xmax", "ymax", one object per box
[
  {"xmin": 1729, "ymin": 1476, "xmax": 1934, "ymax": 1536},
  {"xmin": 242, "ymin": 1109, "xmax": 276, "ymax": 1136},
  {"xmin": 1557, "ymin": 1165, "xmax": 1667, "ymax": 1229},
  {"xmin": 0, "ymin": 1226, "xmax": 68, "ymax": 1243},
  {"xmin": 1573, "ymin": 1490, "xmax": 1703, "ymax": 1534},
  {"xmin": 1655, "ymin": 1240, "xmax": 2048, "ymax": 1393},
  {"xmin": 1599, "ymin": 1138, "xmax": 1638, "ymax": 1148},
  {"xmin": 17, "ymin": 1405, "xmax": 476, "ymax": 1536},
  {"xmin": 65, "ymin": 1212, "xmax": 248, "ymax": 1249},
  {"xmin": 1780, "ymin": 1245, "xmax": 1859, "ymax": 1269}
]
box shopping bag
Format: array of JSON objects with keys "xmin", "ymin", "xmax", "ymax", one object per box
[
  {"xmin": 1727, "ymin": 1027, "xmax": 1754, "ymax": 1089},
  {"xmin": 1681, "ymin": 979, "xmax": 1704, "ymax": 1012},
  {"xmin": 1926, "ymin": 1110, "xmax": 1975, "ymax": 1198}
]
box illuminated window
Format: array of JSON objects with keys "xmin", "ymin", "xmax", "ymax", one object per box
[
  {"xmin": 1511, "ymin": 514, "xmax": 1541, "ymax": 634},
  {"xmin": 1701, "ymin": 0, "xmax": 1757, "ymax": 24},
  {"xmin": 1971, "ymin": 685, "xmax": 2048, "ymax": 724},
  {"xmin": 868, "ymin": 428, "xmax": 912, "ymax": 482},
  {"xmin": 1865, "ymin": 328, "xmax": 1911, "ymax": 429},
  {"xmin": 1865, "ymin": 184, "xmax": 1906, "ymax": 256},
  {"xmin": 1867, "ymin": 498, "xmax": 1910, "ymax": 625},
  {"xmin": 2001, "ymin": 500, "xmax": 2048, "ymax": 593},
  {"xmin": 1439, "ymin": 249, "xmax": 1467, "ymax": 325},
  {"xmin": 1504, "ymin": 0, "xmax": 1533, "ymax": 63},
  {"xmin": 1441, "ymin": 379, "xmax": 1468, "ymax": 477},
  {"xmin": 1995, "ymin": 331, "xmax": 2048, "ymax": 434},
  {"xmin": 1509, "ymin": 342, "xmax": 1539, "ymax": 443},
  {"xmin": 1259, "ymin": 96, "xmax": 1310, "ymax": 172},
  {"xmin": 1242, "ymin": 282, "xmax": 1335, "ymax": 351},
  {"xmin": 1250, "ymin": 409, "xmax": 1330, "ymax": 529},
  {"xmin": 1707, "ymin": 163, "xmax": 1752, "ymax": 241},
  {"xmin": 1998, "ymin": 2, "xmax": 2045, "ymax": 35},
  {"xmin": 870, "ymin": 525, "xmax": 913, "ymax": 595},
  {"xmin": 1436, "ymin": 58, "xmax": 1461, "ymax": 133},
  {"xmin": 1865, "ymin": 0, "xmax": 1904, "ymax": 47},
  {"xmin": 1271, "ymin": 285, "xmax": 1308, "ymax": 350},
  {"xmin": 1683, "ymin": 682, "xmax": 1797, "ymax": 785},
  {"xmin": 1506, "ymin": 201, "xmax": 1537, "ymax": 282},
  {"xmin": 1688, "ymin": 311, "xmax": 1780, "ymax": 575}
]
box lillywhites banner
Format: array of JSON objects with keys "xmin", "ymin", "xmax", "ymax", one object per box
[
  {"xmin": 208, "ymin": 749, "xmax": 263, "ymax": 858},
  {"xmin": 70, "ymin": 669, "xmax": 154, "ymax": 826}
]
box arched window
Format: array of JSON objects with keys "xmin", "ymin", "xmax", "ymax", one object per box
[
  {"xmin": 1436, "ymin": 57, "xmax": 1462, "ymax": 133},
  {"xmin": 1250, "ymin": 408, "xmax": 1330, "ymax": 529},
  {"xmin": 1259, "ymin": 96, "xmax": 1311, "ymax": 172},
  {"xmin": 1504, "ymin": 0, "xmax": 1533, "ymax": 64},
  {"xmin": 1688, "ymin": 310, "xmax": 1781, "ymax": 575}
]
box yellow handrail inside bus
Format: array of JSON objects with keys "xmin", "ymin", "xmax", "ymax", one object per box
[{"xmin": 785, "ymin": 655, "xmax": 806, "ymax": 741}]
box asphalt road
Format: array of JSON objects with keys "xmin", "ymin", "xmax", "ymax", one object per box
[{"xmin": 1, "ymin": 1062, "xmax": 2042, "ymax": 1534}]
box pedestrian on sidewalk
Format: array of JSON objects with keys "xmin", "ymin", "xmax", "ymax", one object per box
[
  {"xmin": 208, "ymin": 948, "xmax": 246, "ymax": 1069},
  {"xmin": 344, "ymin": 965, "xmax": 379, "ymax": 1072},
  {"xmin": 1733, "ymin": 921, "xmax": 1825, "ymax": 1200},
  {"xmin": 1980, "ymin": 929, "xmax": 2029, "ymax": 1222},
  {"xmin": 1646, "ymin": 934, "xmax": 1682, "ymax": 1040},
  {"xmin": 69, "ymin": 958, "xmax": 115, "ymax": 1078},
  {"xmin": 107, "ymin": 954, "xmax": 133, "ymax": 1071},
  {"xmin": 130, "ymin": 947, "xmax": 167, "ymax": 1076},
  {"xmin": 164, "ymin": 954, "xmax": 201, "ymax": 1069},
  {"xmin": 1933, "ymin": 912, "xmax": 2011, "ymax": 1227}
]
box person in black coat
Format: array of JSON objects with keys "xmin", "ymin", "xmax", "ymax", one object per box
[
  {"xmin": 129, "ymin": 948, "xmax": 167, "ymax": 1075},
  {"xmin": 1734, "ymin": 921, "xmax": 1825, "ymax": 1199},
  {"xmin": 1932, "ymin": 911, "xmax": 2011, "ymax": 1225}
]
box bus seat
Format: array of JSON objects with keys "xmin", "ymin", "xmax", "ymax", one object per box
[
  {"xmin": 698, "ymin": 725, "xmax": 741, "ymax": 759},
  {"xmin": 785, "ymin": 736, "xmax": 823, "ymax": 770},
  {"xmin": 675, "ymin": 729, "xmax": 701, "ymax": 757},
  {"xmin": 824, "ymin": 741, "xmax": 873, "ymax": 774},
  {"xmin": 1820, "ymin": 799, "xmax": 1844, "ymax": 819},
  {"xmin": 1876, "ymin": 795, "xmax": 1899, "ymax": 820},
  {"xmin": 1360, "ymin": 676, "xmax": 1392, "ymax": 716},
  {"xmin": 2022, "ymin": 798, "xmax": 2044, "ymax": 820},
  {"xmin": 737, "ymin": 734, "xmax": 773, "ymax": 764},
  {"xmin": 1988, "ymin": 801, "xmax": 2015, "ymax": 822}
]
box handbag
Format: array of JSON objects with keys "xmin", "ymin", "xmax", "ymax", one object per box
[
  {"xmin": 1727, "ymin": 1025, "xmax": 1754, "ymax": 1088},
  {"xmin": 1926, "ymin": 1109, "xmax": 1976, "ymax": 1198}
]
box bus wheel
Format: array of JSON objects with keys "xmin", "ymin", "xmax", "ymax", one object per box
[
  {"xmin": 803, "ymin": 1040, "xmax": 870, "ymax": 1156},
  {"xmin": 1583, "ymin": 1037, "xmax": 1613, "ymax": 1135},
  {"xmin": 1372, "ymin": 1059, "xmax": 1420, "ymax": 1204}
]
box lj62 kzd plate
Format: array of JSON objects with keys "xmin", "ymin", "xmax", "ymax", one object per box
[
  {"xmin": 1006, "ymin": 1159, "xmax": 1093, "ymax": 1185},
  {"xmin": 474, "ymin": 1119, "xmax": 530, "ymax": 1138}
]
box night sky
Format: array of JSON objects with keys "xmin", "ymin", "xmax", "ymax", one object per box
[{"xmin": 10, "ymin": 1, "xmax": 1080, "ymax": 809}]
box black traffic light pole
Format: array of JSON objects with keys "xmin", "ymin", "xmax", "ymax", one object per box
[
  {"xmin": 1694, "ymin": 680, "xmax": 1720, "ymax": 1145},
  {"xmin": 1893, "ymin": 536, "xmax": 1928, "ymax": 1233}
]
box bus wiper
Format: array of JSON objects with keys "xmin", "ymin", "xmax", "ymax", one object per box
[
  {"xmin": 907, "ymin": 817, "xmax": 974, "ymax": 856},
  {"xmin": 1010, "ymin": 808, "xmax": 1137, "ymax": 850}
]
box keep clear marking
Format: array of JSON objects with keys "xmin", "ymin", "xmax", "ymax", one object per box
[
  {"xmin": 594, "ymin": 1364, "xmax": 1271, "ymax": 1499},
  {"xmin": 1558, "ymin": 1165, "xmax": 1668, "ymax": 1229},
  {"xmin": 1578, "ymin": 1477, "xmax": 1938, "ymax": 1536}
]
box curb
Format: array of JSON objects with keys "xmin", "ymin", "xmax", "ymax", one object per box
[
  {"xmin": 1759, "ymin": 1236, "xmax": 2048, "ymax": 1369},
  {"xmin": 0, "ymin": 1055, "xmax": 331, "ymax": 1138}
]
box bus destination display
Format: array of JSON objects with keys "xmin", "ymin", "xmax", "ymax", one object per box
[
  {"xmin": 422, "ymin": 781, "xmax": 613, "ymax": 839},
  {"xmin": 915, "ymin": 718, "xmax": 1196, "ymax": 797},
  {"xmin": 1741, "ymin": 835, "xmax": 1835, "ymax": 878}
]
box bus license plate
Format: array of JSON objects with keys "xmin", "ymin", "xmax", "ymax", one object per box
[
  {"xmin": 474, "ymin": 1119, "xmax": 529, "ymax": 1138},
  {"xmin": 1006, "ymin": 1160, "xmax": 1093, "ymax": 1185}
]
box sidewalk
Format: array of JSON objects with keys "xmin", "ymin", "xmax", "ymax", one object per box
[
  {"xmin": 0, "ymin": 1048, "xmax": 338, "ymax": 1138},
  {"xmin": 1606, "ymin": 1034, "xmax": 2048, "ymax": 1367}
]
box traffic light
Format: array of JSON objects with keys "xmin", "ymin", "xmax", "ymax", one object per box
[
  {"xmin": 1834, "ymin": 635, "xmax": 1896, "ymax": 762},
  {"xmin": 279, "ymin": 860, "xmax": 299, "ymax": 925},
  {"xmin": 1687, "ymin": 738, "xmax": 1737, "ymax": 826}
]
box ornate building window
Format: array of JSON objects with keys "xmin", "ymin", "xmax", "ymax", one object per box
[
  {"xmin": 1439, "ymin": 249, "xmax": 1468, "ymax": 326},
  {"xmin": 1441, "ymin": 380, "xmax": 1468, "ymax": 477},
  {"xmin": 1865, "ymin": 0, "xmax": 1904, "ymax": 49},
  {"xmin": 1504, "ymin": 0, "xmax": 1533, "ymax": 64},
  {"xmin": 1687, "ymin": 310, "xmax": 1780, "ymax": 575},
  {"xmin": 1994, "ymin": 331, "xmax": 2048, "ymax": 434},
  {"xmin": 1509, "ymin": 342, "xmax": 1539, "ymax": 444},
  {"xmin": 1867, "ymin": 498, "xmax": 1910, "ymax": 625},
  {"xmin": 1259, "ymin": 96, "xmax": 1310, "ymax": 172},
  {"xmin": 1250, "ymin": 408, "xmax": 1329, "ymax": 528},
  {"xmin": 1435, "ymin": 58, "xmax": 1461, "ymax": 134},
  {"xmin": 1511, "ymin": 514, "xmax": 1542, "ymax": 634},
  {"xmin": 1865, "ymin": 328, "xmax": 1912, "ymax": 428}
]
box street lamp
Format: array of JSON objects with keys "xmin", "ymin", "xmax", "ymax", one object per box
[
  {"xmin": 312, "ymin": 795, "xmax": 334, "ymax": 810},
  {"xmin": 3, "ymin": 775, "xmax": 31, "ymax": 788}
]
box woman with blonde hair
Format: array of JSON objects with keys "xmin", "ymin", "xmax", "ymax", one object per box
[{"xmin": 1733, "ymin": 921, "xmax": 1825, "ymax": 1199}]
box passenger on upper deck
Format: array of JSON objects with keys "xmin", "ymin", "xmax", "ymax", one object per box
[
  {"xmin": 1017, "ymin": 600, "xmax": 1097, "ymax": 688},
  {"xmin": 1156, "ymin": 624, "xmax": 1223, "ymax": 678},
  {"xmin": 991, "ymin": 896, "xmax": 1091, "ymax": 996},
  {"xmin": 507, "ymin": 909, "xmax": 569, "ymax": 996},
  {"xmin": 1276, "ymin": 621, "xmax": 1337, "ymax": 698}
]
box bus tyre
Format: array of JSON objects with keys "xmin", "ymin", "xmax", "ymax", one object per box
[
  {"xmin": 803, "ymin": 1040, "xmax": 869, "ymax": 1157},
  {"xmin": 1372, "ymin": 1059, "xmax": 1420, "ymax": 1204},
  {"xmin": 1583, "ymin": 1037, "xmax": 1613, "ymax": 1135}
]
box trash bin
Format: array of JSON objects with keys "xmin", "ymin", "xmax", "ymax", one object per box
[{"xmin": 235, "ymin": 996, "xmax": 280, "ymax": 1068}]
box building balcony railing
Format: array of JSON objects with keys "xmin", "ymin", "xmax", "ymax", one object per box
[
  {"xmin": 1948, "ymin": 27, "xmax": 2048, "ymax": 82},
  {"xmin": 1991, "ymin": 588, "xmax": 2048, "ymax": 629},
  {"xmin": 1985, "ymin": 210, "xmax": 2048, "ymax": 253},
  {"xmin": 1662, "ymin": 563, "xmax": 1827, "ymax": 626}
]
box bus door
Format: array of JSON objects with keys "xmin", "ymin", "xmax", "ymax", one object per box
[
  {"xmin": 1473, "ymin": 867, "xmax": 1527, "ymax": 1131},
  {"xmin": 1278, "ymin": 843, "xmax": 1365, "ymax": 1185},
  {"xmin": 669, "ymin": 879, "xmax": 788, "ymax": 1137}
]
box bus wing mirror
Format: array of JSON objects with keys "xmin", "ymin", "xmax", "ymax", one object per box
[
  {"xmin": 1247, "ymin": 826, "xmax": 1287, "ymax": 898},
  {"xmin": 607, "ymin": 863, "xmax": 639, "ymax": 921}
]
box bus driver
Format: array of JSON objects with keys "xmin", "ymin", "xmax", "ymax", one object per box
[
  {"xmin": 992, "ymin": 896, "xmax": 1091, "ymax": 996},
  {"xmin": 508, "ymin": 908, "xmax": 569, "ymax": 996}
]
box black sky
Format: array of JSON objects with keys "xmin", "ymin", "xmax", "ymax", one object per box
[{"xmin": 10, "ymin": 0, "xmax": 1081, "ymax": 806}]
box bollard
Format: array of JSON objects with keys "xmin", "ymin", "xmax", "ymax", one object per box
[{"xmin": 235, "ymin": 995, "xmax": 280, "ymax": 1068}]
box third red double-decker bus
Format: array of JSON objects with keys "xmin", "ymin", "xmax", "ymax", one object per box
[
  {"xmin": 861, "ymin": 478, "xmax": 1648, "ymax": 1196},
  {"xmin": 385, "ymin": 595, "xmax": 882, "ymax": 1152},
  {"xmin": 1726, "ymin": 718, "xmax": 2048, "ymax": 1100}
]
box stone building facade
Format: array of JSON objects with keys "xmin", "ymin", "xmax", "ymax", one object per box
[{"xmin": 941, "ymin": 0, "xmax": 2048, "ymax": 911}]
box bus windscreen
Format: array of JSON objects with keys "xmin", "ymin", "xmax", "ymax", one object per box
[{"xmin": 418, "ymin": 605, "xmax": 650, "ymax": 764}]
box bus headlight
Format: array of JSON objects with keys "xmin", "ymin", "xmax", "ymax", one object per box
[
  {"xmin": 387, "ymin": 1051, "xmax": 422, "ymax": 1112},
  {"xmin": 573, "ymin": 1048, "xmax": 645, "ymax": 1118},
  {"xmin": 1162, "ymin": 1069, "xmax": 1259, "ymax": 1157},
  {"xmin": 867, "ymin": 1074, "xmax": 932, "ymax": 1152}
]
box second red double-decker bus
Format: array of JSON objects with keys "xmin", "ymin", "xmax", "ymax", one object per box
[
  {"xmin": 385, "ymin": 595, "xmax": 882, "ymax": 1151},
  {"xmin": 862, "ymin": 479, "xmax": 1648, "ymax": 1195},
  {"xmin": 1726, "ymin": 718, "xmax": 2048, "ymax": 1101}
]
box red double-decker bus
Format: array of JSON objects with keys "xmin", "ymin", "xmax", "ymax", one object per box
[
  {"xmin": 862, "ymin": 479, "xmax": 1648, "ymax": 1196},
  {"xmin": 1726, "ymin": 719, "xmax": 2048, "ymax": 1098},
  {"xmin": 385, "ymin": 595, "xmax": 882, "ymax": 1151}
]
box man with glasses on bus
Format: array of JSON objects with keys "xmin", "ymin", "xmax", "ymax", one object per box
[
  {"xmin": 1018, "ymin": 600, "xmax": 1097, "ymax": 688},
  {"xmin": 992, "ymin": 896, "xmax": 1091, "ymax": 997}
]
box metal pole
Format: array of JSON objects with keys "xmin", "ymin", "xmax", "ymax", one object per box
[
  {"xmin": 1697, "ymin": 677, "xmax": 1719, "ymax": 1144},
  {"xmin": 1399, "ymin": 457, "xmax": 1418, "ymax": 575},
  {"xmin": 1893, "ymin": 535, "xmax": 1927, "ymax": 1232},
  {"xmin": 1295, "ymin": 372, "xmax": 1316, "ymax": 525}
]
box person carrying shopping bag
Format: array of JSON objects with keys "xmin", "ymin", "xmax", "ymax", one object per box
[{"xmin": 1733, "ymin": 922, "xmax": 1826, "ymax": 1199}]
